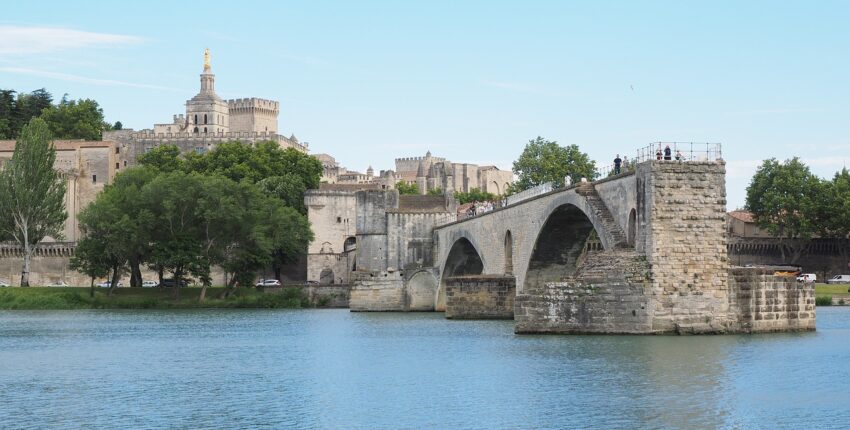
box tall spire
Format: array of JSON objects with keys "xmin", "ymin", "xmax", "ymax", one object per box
[{"xmin": 203, "ymin": 48, "xmax": 211, "ymax": 72}]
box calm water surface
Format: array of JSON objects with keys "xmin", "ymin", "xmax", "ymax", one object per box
[{"xmin": 1, "ymin": 308, "xmax": 849, "ymax": 429}]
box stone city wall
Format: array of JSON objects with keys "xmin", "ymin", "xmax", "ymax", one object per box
[{"xmin": 444, "ymin": 275, "xmax": 515, "ymax": 319}]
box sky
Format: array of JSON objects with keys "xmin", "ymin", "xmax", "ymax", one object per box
[{"xmin": 2, "ymin": 0, "xmax": 850, "ymax": 209}]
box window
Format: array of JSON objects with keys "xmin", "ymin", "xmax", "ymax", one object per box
[
  {"xmin": 337, "ymin": 217, "xmax": 342, "ymax": 223},
  {"xmin": 115, "ymin": 147, "xmax": 119, "ymax": 154},
  {"xmin": 204, "ymin": 114, "xmax": 208, "ymax": 124},
  {"xmin": 193, "ymin": 127, "xmax": 199, "ymax": 133},
  {"xmin": 195, "ymin": 147, "xmax": 205, "ymax": 154},
  {"xmin": 92, "ymin": 175, "xmax": 97, "ymax": 183},
  {"xmin": 194, "ymin": 114, "xmax": 198, "ymax": 124},
  {"xmin": 203, "ymin": 127, "xmax": 207, "ymax": 133},
  {"xmin": 115, "ymin": 162, "xmax": 119, "ymax": 170},
  {"xmin": 124, "ymin": 160, "xmax": 127, "ymax": 167}
]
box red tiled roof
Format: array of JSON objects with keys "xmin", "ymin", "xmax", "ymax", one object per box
[{"xmin": 728, "ymin": 210, "xmax": 754, "ymax": 223}]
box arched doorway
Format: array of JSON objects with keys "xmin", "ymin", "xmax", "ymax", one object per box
[
  {"xmin": 344, "ymin": 236, "xmax": 356, "ymax": 252},
  {"xmin": 407, "ymin": 271, "xmax": 438, "ymax": 311},
  {"xmin": 525, "ymin": 204, "xmax": 600, "ymax": 290},
  {"xmin": 504, "ymin": 230, "xmax": 513, "ymax": 275},
  {"xmin": 628, "ymin": 208, "xmax": 637, "ymax": 247},
  {"xmin": 436, "ymin": 237, "xmax": 484, "ymax": 311}
]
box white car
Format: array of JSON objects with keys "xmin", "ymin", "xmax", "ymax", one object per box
[
  {"xmin": 96, "ymin": 281, "xmax": 124, "ymax": 288},
  {"xmin": 142, "ymin": 280, "xmax": 159, "ymax": 288},
  {"xmin": 46, "ymin": 281, "xmax": 70, "ymax": 287},
  {"xmin": 827, "ymin": 275, "xmax": 850, "ymax": 284},
  {"xmin": 796, "ymin": 273, "xmax": 817, "ymax": 283},
  {"xmin": 255, "ymin": 279, "xmax": 282, "ymax": 287}
]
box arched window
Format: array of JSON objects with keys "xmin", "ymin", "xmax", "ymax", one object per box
[
  {"xmin": 504, "ymin": 231, "xmax": 513, "ymax": 274},
  {"xmin": 203, "ymin": 127, "xmax": 207, "ymax": 133},
  {"xmin": 204, "ymin": 114, "xmax": 208, "ymax": 124},
  {"xmin": 193, "ymin": 127, "xmax": 199, "ymax": 133},
  {"xmin": 194, "ymin": 114, "xmax": 198, "ymax": 124}
]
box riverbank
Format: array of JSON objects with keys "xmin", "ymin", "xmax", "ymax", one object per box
[
  {"xmin": 815, "ymin": 283, "xmax": 850, "ymax": 306},
  {"xmin": 0, "ymin": 287, "xmax": 314, "ymax": 310}
]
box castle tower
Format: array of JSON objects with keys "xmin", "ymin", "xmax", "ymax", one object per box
[{"xmin": 186, "ymin": 48, "xmax": 230, "ymax": 135}]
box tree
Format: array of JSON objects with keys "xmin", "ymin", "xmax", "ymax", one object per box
[
  {"xmin": 138, "ymin": 144, "xmax": 185, "ymax": 172},
  {"xmin": 69, "ymin": 235, "xmax": 111, "ymax": 297},
  {"xmin": 454, "ymin": 188, "xmax": 498, "ymax": 204},
  {"xmin": 510, "ymin": 136, "xmax": 597, "ymax": 192},
  {"xmin": 265, "ymin": 203, "xmax": 313, "ymax": 283},
  {"xmin": 40, "ymin": 97, "xmax": 107, "ymax": 140},
  {"xmin": 74, "ymin": 191, "xmax": 133, "ymax": 296},
  {"xmin": 0, "ymin": 90, "xmax": 15, "ymax": 139},
  {"xmin": 395, "ymin": 181, "xmax": 419, "ymax": 195},
  {"xmin": 257, "ymin": 173, "xmax": 308, "ymax": 214},
  {"xmin": 112, "ymin": 121, "xmax": 123, "ymax": 130},
  {"xmin": 0, "ymin": 118, "xmax": 67, "ymax": 286},
  {"xmin": 428, "ymin": 187, "xmax": 443, "ymax": 196},
  {"xmin": 185, "ymin": 141, "xmax": 322, "ymax": 187},
  {"xmin": 745, "ymin": 158, "xmax": 824, "ymax": 263}
]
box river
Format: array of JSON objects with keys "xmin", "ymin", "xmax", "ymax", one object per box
[{"xmin": 0, "ymin": 308, "xmax": 848, "ymax": 429}]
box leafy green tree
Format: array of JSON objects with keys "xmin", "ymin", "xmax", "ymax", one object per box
[
  {"xmin": 0, "ymin": 118, "xmax": 67, "ymax": 286},
  {"xmin": 0, "ymin": 90, "xmax": 15, "ymax": 139},
  {"xmin": 427, "ymin": 187, "xmax": 443, "ymax": 196},
  {"xmin": 395, "ymin": 181, "xmax": 419, "ymax": 195},
  {"xmin": 69, "ymin": 235, "xmax": 111, "ymax": 297},
  {"xmin": 454, "ymin": 188, "xmax": 498, "ymax": 204},
  {"xmin": 186, "ymin": 141, "xmax": 322, "ymax": 187},
  {"xmin": 257, "ymin": 173, "xmax": 308, "ymax": 214},
  {"xmin": 510, "ymin": 136, "xmax": 597, "ymax": 192},
  {"xmin": 40, "ymin": 97, "xmax": 107, "ymax": 140},
  {"xmin": 745, "ymin": 158, "xmax": 824, "ymax": 263},
  {"xmin": 112, "ymin": 121, "xmax": 123, "ymax": 130},
  {"xmin": 266, "ymin": 203, "xmax": 313, "ymax": 283},
  {"xmin": 138, "ymin": 144, "xmax": 185, "ymax": 172},
  {"xmin": 12, "ymin": 89, "xmax": 53, "ymax": 137},
  {"xmin": 74, "ymin": 191, "xmax": 132, "ymax": 296}
]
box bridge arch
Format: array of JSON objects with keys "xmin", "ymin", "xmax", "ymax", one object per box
[
  {"xmin": 524, "ymin": 203, "xmax": 600, "ymax": 289},
  {"xmin": 435, "ymin": 236, "xmax": 484, "ymax": 311}
]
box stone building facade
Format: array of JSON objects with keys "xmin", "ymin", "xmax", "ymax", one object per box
[
  {"xmin": 0, "ymin": 140, "xmax": 118, "ymax": 242},
  {"xmin": 103, "ymin": 49, "xmax": 307, "ymax": 167},
  {"xmin": 395, "ymin": 151, "xmax": 513, "ymax": 195}
]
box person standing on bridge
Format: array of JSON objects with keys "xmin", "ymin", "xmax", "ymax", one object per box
[
  {"xmin": 614, "ymin": 154, "xmax": 622, "ymax": 174},
  {"xmin": 664, "ymin": 145, "xmax": 672, "ymax": 160}
]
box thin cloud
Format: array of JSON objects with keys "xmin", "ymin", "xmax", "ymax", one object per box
[
  {"xmin": 0, "ymin": 26, "xmax": 144, "ymax": 55},
  {"xmin": 0, "ymin": 67, "xmax": 182, "ymax": 92}
]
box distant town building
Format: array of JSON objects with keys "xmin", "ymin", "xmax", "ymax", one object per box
[{"xmin": 103, "ymin": 49, "xmax": 307, "ymax": 167}]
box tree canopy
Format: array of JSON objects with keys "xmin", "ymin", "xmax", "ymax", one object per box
[
  {"xmin": 0, "ymin": 88, "xmax": 118, "ymax": 140},
  {"xmin": 395, "ymin": 181, "xmax": 419, "ymax": 195},
  {"xmin": 0, "ymin": 118, "xmax": 67, "ymax": 286},
  {"xmin": 745, "ymin": 158, "xmax": 825, "ymax": 263},
  {"xmin": 454, "ymin": 188, "xmax": 498, "ymax": 204},
  {"xmin": 510, "ymin": 137, "xmax": 596, "ymax": 192}
]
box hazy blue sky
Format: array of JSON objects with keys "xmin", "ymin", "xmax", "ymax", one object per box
[{"xmin": 2, "ymin": 1, "xmax": 849, "ymax": 208}]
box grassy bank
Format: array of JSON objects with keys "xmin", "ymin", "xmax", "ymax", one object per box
[
  {"xmin": 815, "ymin": 284, "xmax": 850, "ymax": 297},
  {"xmin": 0, "ymin": 287, "xmax": 311, "ymax": 310}
]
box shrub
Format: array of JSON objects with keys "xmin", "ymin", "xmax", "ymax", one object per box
[{"xmin": 815, "ymin": 296, "xmax": 832, "ymax": 306}]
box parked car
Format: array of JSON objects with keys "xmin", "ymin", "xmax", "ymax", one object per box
[
  {"xmin": 142, "ymin": 280, "xmax": 159, "ymax": 288},
  {"xmin": 827, "ymin": 275, "xmax": 850, "ymax": 284},
  {"xmin": 160, "ymin": 278, "xmax": 188, "ymax": 288},
  {"xmin": 96, "ymin": 281, "xmax": 124, "ymax": 288},
  {"xmin": 0, "ymin": 280, "xmax": 9, "ymax": 288},
  {"xmin": 45, "ymin": 281, "xmax": 70, "ymax": 287},
  {"xmin": 796, "ymin": 273, "xmax": 817, "ymax": 283},
  {"xmin": 255, "ymin": 279, "xmax": 282, "ymax": 287}
]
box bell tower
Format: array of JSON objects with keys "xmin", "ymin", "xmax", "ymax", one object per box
[{"xmin": 185, "ymin": 48, "xmax": 229, "ymax": 134}]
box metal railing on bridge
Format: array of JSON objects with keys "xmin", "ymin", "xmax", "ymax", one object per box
[{"xmin": 598, "ymin": 142, "xmax": 723, "ymax": 177}]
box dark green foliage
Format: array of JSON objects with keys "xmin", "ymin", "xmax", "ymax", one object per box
[
  {"xmin": 427, "ymin": 187, "xmax": 443, "ymax": 196},
  {"xmin": 0, "ymin": 88, "xmax": 120, "ymax": 140},
  {"xmin": 0, "ymin": 118, "xmax": 67, "ymax": 286},
  {"xmin": 745, "ymin": 158, "xmax": 825, "ymax": 263},
  {"xmin": 138, "ymin": 144, "xmax": 185, "ymax": 172},
  {"xmin": 510, "ymin": 136, "xmax": 597, "ymax": 192},
  {"xmin": 184, "ymin": 141, "xmax": 322, "ymax": 187},
  {"xmin": 454, "ymin": 188, "xmax": 498, "ymax": 204},
  {"xmin": 395, "ymin": 181, "xmax": 419, "ymax": 195},
  {"xmin": 815, "ymin": 296, "xmax": 832, "ymax": 306}
]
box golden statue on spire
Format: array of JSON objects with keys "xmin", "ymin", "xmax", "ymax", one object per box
[{"xmin": 203, "ymin": 48, "xmax": 211, "ymax": 72}]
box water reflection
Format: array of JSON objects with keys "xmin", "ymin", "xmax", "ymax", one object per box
[{"xmin": 0, "ymin": 309, "xmax": 847, "ymax": 429}]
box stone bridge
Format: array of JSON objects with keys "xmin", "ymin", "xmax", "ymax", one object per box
[{"xmin": 350, "ymin": 160, "xmax": 815, "ymax": 334}]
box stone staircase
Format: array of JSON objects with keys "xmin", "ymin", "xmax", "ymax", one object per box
[{"xmin": 575, "ymin": 183, "xmax": 630, "ymax": 249}]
